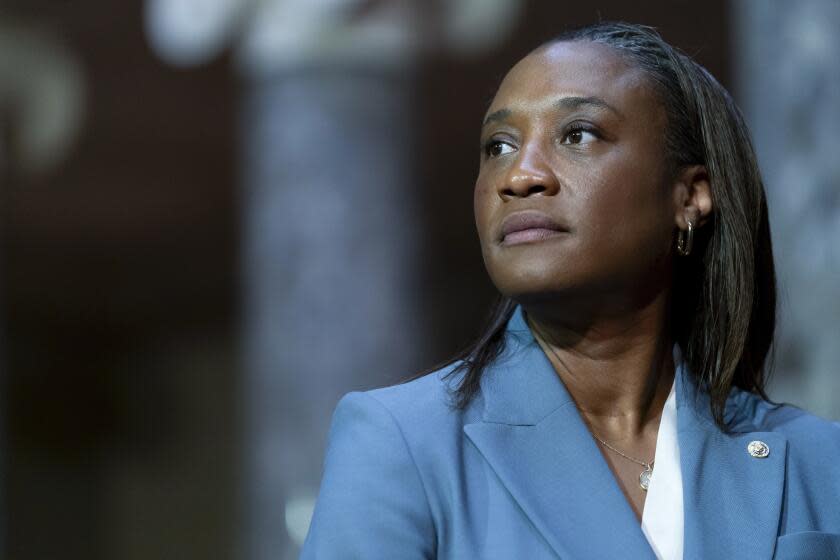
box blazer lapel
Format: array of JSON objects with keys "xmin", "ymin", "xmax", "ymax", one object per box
[
  {"xmin": 676, "ymin": 362, "xmax": 787, "ymax": 559},
  {"xmin": 463, "ymin": 307, "xmax": 656, "ymax": 559}
]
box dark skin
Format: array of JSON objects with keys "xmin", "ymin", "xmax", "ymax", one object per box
[{"xmin": 474, "ymin": 41, "xmax": 713, "ymax": 520}]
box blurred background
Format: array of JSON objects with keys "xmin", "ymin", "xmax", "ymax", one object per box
[{"xmin": 0, "ymin": 0, "xmax": 837, "ymax": 558}]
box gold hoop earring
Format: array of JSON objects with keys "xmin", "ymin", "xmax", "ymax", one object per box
[{"xmin": 676, "ymin": 221, "xmax": 694, "ymax": 256}]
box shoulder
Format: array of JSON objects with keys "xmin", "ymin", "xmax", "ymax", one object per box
[
  {"xmin": 303, "ymin": 364, "xmax": 476, "ymax": 557},
  {"xmin": 362, "ymin": 362, "xmax": 468, "ymax": 419},
  {"xmin": 730, "ymin": 388, "xmax": 839, "ymax": 435},
  {"xmin": 337, "ymin": 362, "xmax": 478, "ymax": 450},
  {"xmin": 326, "ymin": 361, "xmax": 483, "ymax": 497},
  {"xmin": 728, "ymin": 389, "xmax": 840, "ymax": 530},
  {"xmin": 729, "ymin": 388, "xmax": 840, "ymax": 458},
  {"xmin": 303, "ymin": 368, "xmax": 464, "ymax": 558}
]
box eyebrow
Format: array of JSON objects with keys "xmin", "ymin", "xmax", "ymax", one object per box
[
  {"xmin": 482, "ymin": 108, "xmax": 511, "ymax": 127},
  {"xmin": 482, "ymin": 95, "xmax": 622, "ymax": 127}
]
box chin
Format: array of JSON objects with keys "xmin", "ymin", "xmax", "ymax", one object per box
[{"xmin": 486, "ymin": 262, "xmax": 575, "ymax": 302}]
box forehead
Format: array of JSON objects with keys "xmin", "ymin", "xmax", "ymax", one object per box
[{"xmin": 488, "ymin": 41, "xmax": 657, "ymax": 117}]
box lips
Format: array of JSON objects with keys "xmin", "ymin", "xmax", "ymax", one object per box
[{"xmin": 499, "ymin": 210, "xmax": 569, "ymax": 245}]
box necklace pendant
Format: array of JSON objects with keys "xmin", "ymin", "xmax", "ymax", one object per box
[{"xmin": 639, "ymin": 465, "xmax": 653, "ymax": 491}]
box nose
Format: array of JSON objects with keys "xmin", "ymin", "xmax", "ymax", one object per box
[{"xmin": 498, "ymin": 144, "xmax": 560, "ymax": 200}]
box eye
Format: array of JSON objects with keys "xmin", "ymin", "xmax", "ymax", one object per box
[
  {"xmin": 561, "ymin": 125, "xmax": 601, "ymax": 145},
  {"xmin": 484, "ymin": 139, "xmax": 517, "ymax": 158}
]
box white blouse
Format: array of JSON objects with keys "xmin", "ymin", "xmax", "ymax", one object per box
[{"xmin": 640, "ymin": 375, "xmax": 684, "ymax": 560}]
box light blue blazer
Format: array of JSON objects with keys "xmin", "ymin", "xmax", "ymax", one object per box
[{"xmin": 302, "ymin": 306, "xmax": 840, "ymax": 559}]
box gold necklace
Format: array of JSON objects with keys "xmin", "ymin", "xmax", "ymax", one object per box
[{"xmin": 529, "ymin": 319, "xmax": 655, "ymax": 491}]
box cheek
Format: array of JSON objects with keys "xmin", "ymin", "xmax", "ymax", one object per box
[
  {"xmin": 473, "ymin": 176, "xmax": 496, "ymax": 243},
  {"xmin": 574, "ymin": 151, "xmax": 672, "ymax": 259}
]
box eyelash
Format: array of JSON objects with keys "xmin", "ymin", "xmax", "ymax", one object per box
[
  {"xmin": 563, "ymin": 122, "xmax": 602, "ymax": 143},
  {"xmin": 483, "ymin": 139, "xmax": 515, "ymax": 158},
  {"xmin": 482, "ymin": 122, "xmax": 602, "ymax": 158}
]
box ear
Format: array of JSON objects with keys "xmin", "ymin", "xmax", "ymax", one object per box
[{"xmin": 672, "ymin": 164, "xmax": 713, "ymax": 229}]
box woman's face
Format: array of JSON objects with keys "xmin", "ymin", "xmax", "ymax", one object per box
[{"xmin": 474, "ymin": 40, "xmax": 678, "ymax": 307}]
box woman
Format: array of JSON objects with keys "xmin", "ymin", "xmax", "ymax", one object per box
[{"xmin": 301, "ymin": 22, "xmax": 840, "ymax": 559}]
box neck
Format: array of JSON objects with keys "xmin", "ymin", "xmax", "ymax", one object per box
[{"xmin": 523, "ymin": 291, "xmax": 675, "ymax": 438}]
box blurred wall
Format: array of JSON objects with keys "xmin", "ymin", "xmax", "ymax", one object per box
[
  {"xmin": 2, "ymin": 2, "xmax": 736, "ymax": 559},
  {"xmin": 2, "ymin": 2, "xmax": 238, "ymax": 559},
  {"xmin": 734, "ymin": 0, "xmax": 840, "ymax": 420}
]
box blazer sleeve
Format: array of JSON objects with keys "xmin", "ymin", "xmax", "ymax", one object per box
[{"xmin": 300, "ymin": 391, "xmax": 436, "ymax": 559}]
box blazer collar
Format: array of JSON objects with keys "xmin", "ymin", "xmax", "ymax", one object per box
[
  {"xmin": 464, "ymin": 305, "xmax": 656, "ymax": 559},
  {"xmin": 464, "ymin": 305, "xmax": 787, "ymax": 559}
]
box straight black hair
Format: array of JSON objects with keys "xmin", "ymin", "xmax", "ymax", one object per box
[{"xmin": 413, "ymin": 22, "xmax": 776, "ymax": 429}]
